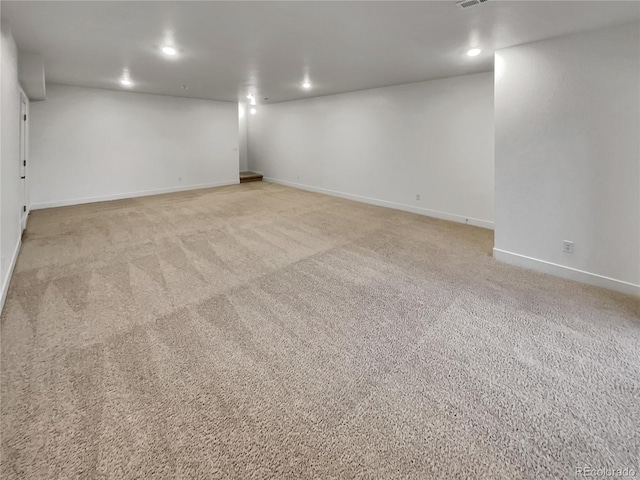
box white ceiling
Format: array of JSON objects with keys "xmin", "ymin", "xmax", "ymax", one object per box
[{"xmin": 2, "ymin": 1, "xmax": 638, "ymax": 104}]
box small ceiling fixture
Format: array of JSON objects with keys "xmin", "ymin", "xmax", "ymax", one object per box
[
  {"xmin": 302, "ymin": 81, "xmax": 312, "ymax": 90},
  {"xmin": 250, "ymin": 108, "xmax": 257, "ymax": 115},
  {"xmin": 467, "ymin": 48, "xmax": 482, "ymax": 57},
  {"xmin": 162, "ymin": 46, "xmax": 177, "ymax": 56},
  {"xmin": 181, "ymin": 85, "xmax": 189, "ymax": 90},
  {"xmin": 120, "ymin": 77, "xmax": 133, "ymax": 87}
]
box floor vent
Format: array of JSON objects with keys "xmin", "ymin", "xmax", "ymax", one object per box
[{"xmin": 456, "ymin": 0, "xmax": 490, "ymax": 9}]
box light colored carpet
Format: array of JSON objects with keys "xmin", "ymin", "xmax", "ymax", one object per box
[{"xmin": 1, "ymin": 182, "xmax": 638, "ymax": 479}]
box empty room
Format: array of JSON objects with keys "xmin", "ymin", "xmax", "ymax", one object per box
[{"xmin": 1, "ymin": 1, "xmax": 639, "ymax": 478}]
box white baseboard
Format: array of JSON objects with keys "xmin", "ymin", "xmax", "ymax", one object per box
[
  {"xmin": 1, "ymin": 238, "xmax": 22, "ymax": 316},
  {"xmin": 264, "ymin": 177, "xmax": 494, "ymax": 230},
  {"xmin": 493, "ymin": 248, "xmax": 640, "ymax": 297},
  {"xmin": 30, "ymin": 180, "xmax": 240, "ymax": 210}
]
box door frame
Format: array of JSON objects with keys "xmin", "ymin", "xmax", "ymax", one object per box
[{"xmin": 19, "ymin": 89, "xmax": 29, "ymax": 232}]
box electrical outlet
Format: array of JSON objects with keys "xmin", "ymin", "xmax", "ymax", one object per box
[
  {"xmin": 416, "ymin": 194, "xmax": 421, "ymax": 201},
  {"xmin": 563, "ymin": 240, "xmax": 574, "ymax": 254},
  {"xmin": 178, "ymin": 177, "xmax": 182, "ymax": 182}
]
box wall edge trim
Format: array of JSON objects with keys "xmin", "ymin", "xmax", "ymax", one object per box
[
  {"xmin": 493, "ymin": 248, "xmax": 640, "ymax": 297},
  {"xmin": 264, "ymin": 177, "xmax": 494, "ymax": 230},
  {"xmin": 31, "ymin": 180, "xmax": 240, "ymax": 210}
]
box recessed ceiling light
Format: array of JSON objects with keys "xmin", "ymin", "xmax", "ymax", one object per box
[
  {"xmin": 250, "ymin": 108, "xmax": 257, "ymax": 115},
  {"xmin": 162, "ymin": 46, "xmax": 177, "ymax": 56},
  {"xmin": 120, "ymin": 78, "xmax": 133, "ymax": 87},
  {"xmin": 467, "ymin": 48, "xmax": 482, "ymax": 57},
  {"xmin": 302, "ymin": 81, "xmax": 312, "ymax": 89}
]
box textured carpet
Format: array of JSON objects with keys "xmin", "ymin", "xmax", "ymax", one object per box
[{"xmin": 1, "ymin": 182, "xmax": 639, "ymax": 479}]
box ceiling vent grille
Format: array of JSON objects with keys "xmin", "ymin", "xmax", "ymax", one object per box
[{"xmin": 456, "ymin": 0, "xmax": 490, "ymax": 9}]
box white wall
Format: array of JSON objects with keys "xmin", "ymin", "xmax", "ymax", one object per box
[
  {"xmin": 30, "ymin": 84, "xmax": 239, "ymax": 208},
  {"xmin": 17, "ymin": 51, "xmax": 46, "ymax": 101},
  {"xmin": 248, "ymin": 72, "xmax": 495, "ymax": 229},
  {"xmin": 238, "ymin": 103, "xmax": 248, "ymax": 171},
  {"xmin": 1, "ymin": 21, "xmax": 25, "ymax": 312},
  {"xmin": 494, "ymin": 22, "xmax": 640, "ymax": 296}
]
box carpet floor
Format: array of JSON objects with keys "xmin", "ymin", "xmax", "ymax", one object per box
[{"xmin": 1, "ymin": 182, "xmax": 638, "ymax": 479}]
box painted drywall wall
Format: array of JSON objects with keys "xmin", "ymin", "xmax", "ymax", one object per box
[
  {"xmin": 238, "ymin": 103, "xmax": 248, "ymax": 171},
  {"xmin": 494, "ymin": 22, "xmax": 640, "ymax": 295},
  {"xmin": 17, "ymin": 51, "xmax": 46, "ymax": 101},
  {"xmin": 1, "ymin": 21, "xmax": 24, "ymax": 311},
  {"xmin": 30, "ymin": 84, "xmax": 239, "ymax": 208},
  {"xmin": 248, "ymin": 72, "xmax": 494, "ymax": 228}
]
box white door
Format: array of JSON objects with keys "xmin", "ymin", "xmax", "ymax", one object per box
[{"xmin": 19, "ymin": 95, "xmax": 27, "ymax": 231}]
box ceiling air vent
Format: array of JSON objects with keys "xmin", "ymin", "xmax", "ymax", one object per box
[{"xmin": 456, "ymin": 0, "xmax": 490, "ymax": 9}]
